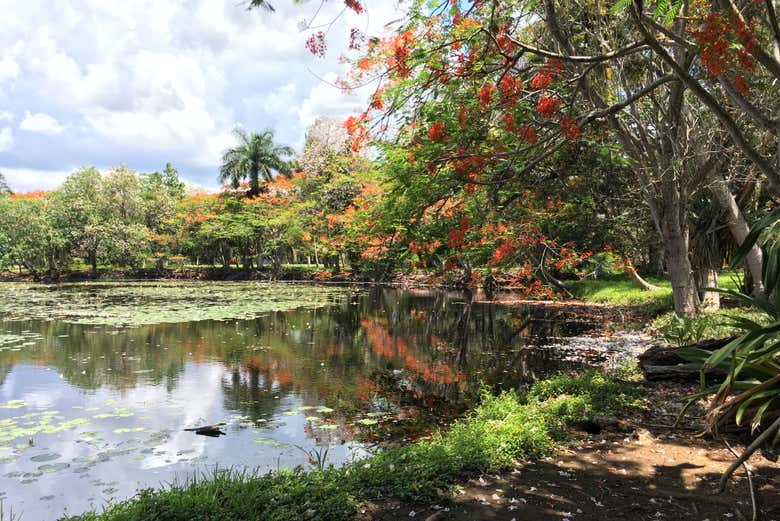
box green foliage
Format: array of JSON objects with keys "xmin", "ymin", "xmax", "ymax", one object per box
[
  {"xmin": 528, "ymin": 370, "xmax": 645, "ymax": 419},
  {"xmin": 0, "ymin": 172, "xmax": 10, "ymax": 195},
  {"xmin": 678, "ymin": 208, "xmax": 780, "ymax": 434},
  {"xmin": 0, "ymin": 194, "xmax": 64, "ymax": 275},
  {"xmin": 64, "ymin": 370, "xmax": 643, "ymax": 521},
  {"xmin": 651, "ymin": 308, "xmax": 771, "ymax": 346},
  {"xmin": 658, "ymin": 315, "xmax": 712, "ymax": 346}
]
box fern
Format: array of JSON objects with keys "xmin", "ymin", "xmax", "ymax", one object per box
[
  {"xmin": 663, "ymin": 0, "xmax": 684, "ymax": 24},
  {"xmin": 609, "ymin": 0, "xmax": 634, "ymax": 15},
  {"xmin": 653, "ymin": 0, "xmax": 670, "ymax": 18}
]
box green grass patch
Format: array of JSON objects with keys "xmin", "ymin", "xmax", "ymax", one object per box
[
  {"xmin": 64, "ymin": 370, "xmax": 644, "ymax": 521},
  {"xmin": 569, "ymin": 274, "xmax": 673, "ymax": 313},
  {"xmin": 569, "ymin": 270, "xmax": 748, "ymax": 315}
]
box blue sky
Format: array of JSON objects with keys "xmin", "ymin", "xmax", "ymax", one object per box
[{"xmin": 0, "ymin": 0, "xmax": 401, "ymax": 192}]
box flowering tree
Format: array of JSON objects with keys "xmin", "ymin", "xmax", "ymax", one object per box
[{"xmin": 332, "ymin": 0, "xmax": 778, "ymax": 315}]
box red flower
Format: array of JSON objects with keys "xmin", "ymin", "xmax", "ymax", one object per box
[
  {"xmin": 458, "ymin": 106, "xmax": 469, "ymax": 129},
  {"xmin": 530, "ymin": 72, "xmax": 553, "ymax": 90},
  {"xmin": 543, "ymin": 58, "xmax": 564, "ymax": 73},
  {"xmin": 559, "ymin": 115, "xmax": 580, "ymax": 140},
  {"xmin": 305, "ymin": 31, "xmax": 327, "ymax": 57},
  {"xmin": 478, "ymin": 84, "xmax": 495, "ymax": 109},
  {"xmin": 737, "ymin": 49, "xmax": 755, "ymax": 72},
  {"xmin": 344, "ymin": 116, "xmax": 360, "ymax": 135},
  {"xmin": 371, "ymin": 89, "xmax": 385, "ymax": 110},
  {"xmin": 503, "ymin": 113, "xmax": 517, "ymax": 132},
  {"xmin": 536, "ymin": 94, "xmax": 560, "ymax": 118},
  {"xmin": 344, "ymin": 0, "xmax": 363, "ymax": 14},
  {"xmin": 429, "ymin": 121, "xmax": 446, "ymax": 142},
  {"xmin": 733, "ymin": 73, "xmax": 750, "ymax": 95},
  {"xmin": 499, "ymin": 75, "xmax": 523, "ymax": 103},
  {"xmin": 518, "ymin": 125, "xmax": 538, "ymax": 144}
]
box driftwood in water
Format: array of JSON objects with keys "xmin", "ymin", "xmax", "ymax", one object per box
[
  {"xmin": 184, "ymin": 424, "xmax": 226, "ymax": 437},
  {"xmin": 638, "ymin": 336, "xmax": 738, "ymax": 381}
]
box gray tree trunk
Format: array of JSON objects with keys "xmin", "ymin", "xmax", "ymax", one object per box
[
  {"xmin": 709, "ymin": 175, "xmax": 764, "ymax": 295},
  {"xmin": 697, "ymin": 268, "xmax": 720, "ymax": 310},
  {"xmin": 661, "ymin": 212, "xmax": 700, "ymax": 316}
]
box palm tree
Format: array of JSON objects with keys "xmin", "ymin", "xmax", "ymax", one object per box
[{"xmin": 219, "ymin": 127, "xmax": 294, "ymax": 197}]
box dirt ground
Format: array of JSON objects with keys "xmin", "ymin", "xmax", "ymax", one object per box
[{"xmin": 363, "ymin": 382, "xmax": 780, "ymax": 521}]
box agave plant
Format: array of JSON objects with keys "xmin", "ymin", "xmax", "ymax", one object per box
[{"xmin": 678, "ymin": 207, "xmax": 780, "ymax": 489}]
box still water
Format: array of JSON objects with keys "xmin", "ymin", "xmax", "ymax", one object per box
[{"xmin": 0, "ymin": 282, "xmax": 615, "ymax": 519}]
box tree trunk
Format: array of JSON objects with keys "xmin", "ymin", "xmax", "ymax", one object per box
[
  {"xmin": 22, "ymin": 260, "xmax": 40, "ymax": 281},
  {"xmin": 222, "ymin": 245, "xmax": 231, "ymax": 269},
  {"xmin": 248, "ymin": 167, "xmax": 261, "ymax": 198},
  {"xmin": 89, "ymin": 250, "xmax": 98, "ymax": 274},
  {"xmin": 662, "ymin": 221, "xmax": 700, "ymax": 316},
  {"xmin": 696, "ymin": 268, "xmax": 720, "ymax": 310},
  {"xmin": 709, "ymin": 175, "xmax": 764, "ymax": 295},
  {"xmin": 648, "ymin": 243, "xmax": 665, "ymax": 276}
]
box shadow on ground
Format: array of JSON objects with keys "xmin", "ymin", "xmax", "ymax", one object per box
[{"xmin": 364, "ymin": 426, "xmax": 780, "ymax": 521}]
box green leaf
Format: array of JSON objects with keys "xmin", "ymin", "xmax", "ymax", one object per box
[
  {"xmin": 609, "ymin": 0, "xmax": 633, "ymax": 15},
  {"xmin": 735, "ymin": 390, "xmax": 778, "ymax": 426},
  {"xmin": 676, "ymin": 347, "xmax": 711, "ymax": 364},
  {"xmin": 664, "ymin": 0, "xmax": 683, "ymax": 24},
  {"xmin": 751, "ymin": 397, "xmax": 776, "ymax": 432}
]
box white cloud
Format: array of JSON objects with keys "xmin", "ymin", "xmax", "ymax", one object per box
[
  {"xmin": 20, "ymin": 111, "xmax": 65, "ymax": 135},
  {"xmin": 0, "ymin": 127, "xmax": 12, "ymax": 151},
  {"xmin": 298, "ymin": 72, "xmax": 367, "ymax": 128},
  {"xmin": 0, "ymin": 0, "xmax": 406, "ymax": 190},
  {"xmin": 0, "ymin": 51, "xmax": 19, "ymax": 82},
  {"xmin": 0, "ymin": 111, "xmax": 12, "ymax": 121},
  {"xmin": 0, "ymin": 166, "xmax": 71, "ymax": 191}
]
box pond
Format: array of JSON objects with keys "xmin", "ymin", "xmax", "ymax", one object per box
[{"xmin": 0, "ymin": 282, "xmax": 632, "ymax": 519}]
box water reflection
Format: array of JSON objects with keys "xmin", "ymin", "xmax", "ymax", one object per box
[{"xmin": 0, "ymin": 285, "xmax": 608, "ymax": 519}]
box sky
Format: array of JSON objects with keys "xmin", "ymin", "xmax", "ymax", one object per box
[{"xmin": 0, "ymin": 0, "xmax": 402, "ymax": 192}]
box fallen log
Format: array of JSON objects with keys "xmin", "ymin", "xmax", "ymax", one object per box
[
  {"xmin": 642, "ymin": 363, "xmax": 728, "ymax": 380},
  {"xmin": 638, "ymin": 336, "xmax": 738, "ymax": 381}
]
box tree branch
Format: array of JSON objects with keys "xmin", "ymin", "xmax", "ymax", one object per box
[{"xmin": 631, "ymin": 1, "xmax": 780, "ymax": 197}]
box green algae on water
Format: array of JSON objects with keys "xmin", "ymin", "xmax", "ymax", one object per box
[{"xmin": 0, "ymin": 282, "xmax": 352, "ymax": 326}]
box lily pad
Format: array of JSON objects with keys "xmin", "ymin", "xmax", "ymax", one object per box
[
  {"xmin": 38, "ymin": 462, "xmax": 70, "ymax": 473},
  {"xmin": 113, "ymin": 427, "xmax": 145, "ymax": 434},
  {"xmin": 0, "ymin": 282, "xmax": 351, "ymax": 326},
  {"xmin": 30, "ymin": 453, "xmax": 61, "ymax": 462},
  {"xmin": 0, "ymin": 400, "xmax": 26, "ymax": 409}
]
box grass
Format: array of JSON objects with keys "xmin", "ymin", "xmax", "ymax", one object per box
[
  {"xmin": 568, "ymin": 270, "xmax": 748, "ymax": 315},
  {"xmin": 569, "ymin": 274, "xmax": 673, "ymax": 313},
  {"xmin": 63, "ymin": 370, "xmax": 644, "ymax": 521}
]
